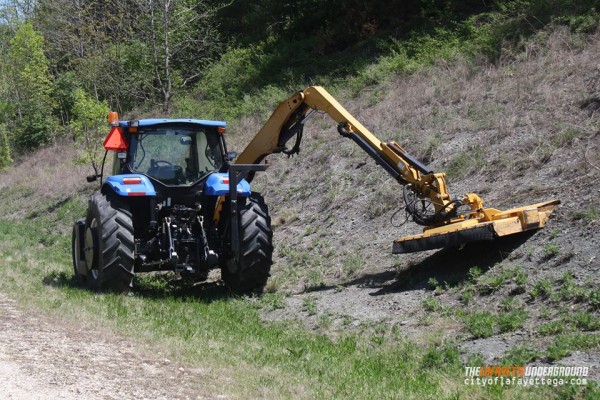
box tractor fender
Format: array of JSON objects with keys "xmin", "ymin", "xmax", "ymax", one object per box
[
  {"xmin": 204, "ymin": 172, "xmax": 251, "ymax": 196},
  {"xmin": 103, "ymin": 174, "xmax": 157, "ymax": 197}
]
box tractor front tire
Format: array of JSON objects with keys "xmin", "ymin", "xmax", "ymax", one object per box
[
  {"xmin": 222, "ymin": 193, "xmax": 273, "ymax": 294},
  {"xmin": 84, "ymin": 192, "xmax": 135, "ymax": 292}
]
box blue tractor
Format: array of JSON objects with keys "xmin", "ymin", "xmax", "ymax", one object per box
[{"xmin": 72, "ymin": 114, "xmax": 272, "ymax": 293}]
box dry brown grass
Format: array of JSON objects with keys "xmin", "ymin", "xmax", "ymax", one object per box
[{"xmin": 0, "ymin": 142, "xmax": 92, "ymax": 218}]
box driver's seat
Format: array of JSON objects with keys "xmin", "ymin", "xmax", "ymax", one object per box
[{"xmin": 147, "ymin": 159, "xmax": 185, "ymax": 185}]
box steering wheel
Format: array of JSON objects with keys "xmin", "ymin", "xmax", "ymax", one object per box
[{"xmin": 154, "ymin": 160, "xmax": 174, "ymax": 167}]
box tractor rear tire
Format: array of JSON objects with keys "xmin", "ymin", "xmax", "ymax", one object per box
[
  {"xmin": 72, "ymin": 218, "xmax": 87, "ymax": 284},
  {"xmin": 222, "ymin": 193, "xmax": 273, "ymax": 294},
  {"xmin": 84, "ymin": 192, "xmax": 135, "ymax": 292}
]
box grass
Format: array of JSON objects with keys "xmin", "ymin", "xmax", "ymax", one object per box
[
  {"xmin": 530, "ymin": 279, "xmax": 553, "ymax": 299},
  {"xmin": 422, "ymin": 296, "xmax": 441, "ymax": 312},
  {"xmin": 497, "ymin": 309, "xmax": 527, "ymax": 333},
  {"xmin": 462, "ymin": 309, "xmax": 527, "ymax": 338},
  {"xmin": 467, "ymin": 265, "xmax": 528, "ymax": 295},
  {"xmin": 302, "ymin": 297, "xmax": 317, "ymax": 316},
  {"xmin": 446, "ymin": 146, "xmax": 485, "ymax": 180},
  {"xmin": 571, "ymin": 207, "xmax": 599, "ymax": 223},
  {"xmin": 464, "ymin": 312, "xmax": 496, "ymax": 339},
  {"xmin": 1, "ymin": 212, "xmax": 496, "ymax": 399},
  {"xmin": 567, "ymin": 312, "xmax": 600, "ymax": 331},
  {"xmin": 543, "ymin": 243, "xmax": 560, "ymax": 258},
  {"xmin": 539, "ymin": 321, "xmax": 566, "ymax": 336},
  {"xmin": 502, "ymin": 345, "xmax": 542, "ymax": 365},
  {"xmin": 546, "ymin": 334, "xmax": 600, "ymax": 362}
]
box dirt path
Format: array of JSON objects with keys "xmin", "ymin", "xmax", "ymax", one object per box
[{"xmin": 0, "ymin": 293, "xmax": 225, "ymax": 400}]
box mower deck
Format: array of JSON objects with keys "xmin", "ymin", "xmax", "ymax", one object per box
[{"xmin": 393, "ymin": 199, "xmax": 560, "ymax": 254}]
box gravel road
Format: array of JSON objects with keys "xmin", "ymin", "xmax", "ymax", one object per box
[{"xmin": 0, "ymin": 294, "xmax": 225, "ymax": 400}]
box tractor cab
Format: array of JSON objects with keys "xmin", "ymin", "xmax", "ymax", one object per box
[
  {"xmin": 126, "ymin": 122, "xmax": 224, "ymax": 186},
  {"xmin": 107, "ymin": 119, "xmax": 228, "ymax": 190}
]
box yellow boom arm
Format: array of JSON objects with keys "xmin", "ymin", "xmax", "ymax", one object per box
[{"xmin": 237, "ymin": 86, "xmax": 559, "ymax": 253}]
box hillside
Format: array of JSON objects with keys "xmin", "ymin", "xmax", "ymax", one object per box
[
  {"xmin": 237, "ymin": 26, "xmax": 600, "ymax": 357},
  {"xmin": 247, "ymin": 26, "xmax": 600, "ymax": 361},
  {"xmin": 1, "ymin": 23, "xmax": 599, "ymax": 400}
]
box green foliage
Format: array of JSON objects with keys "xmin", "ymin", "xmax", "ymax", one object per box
[
  {"xmin": 539, "ymin": 320, "xmax": 565, "ymax": 336},
  {"xmin": 462, "ymin": 305, "xmax": 527, "ymax": 338},
  {"xmin": 0, "ymin": 0, "xmax": 597, "ymax": 166},
  {"xmin": 71, "ymin": 89, "xmax": 109, "ymax": 138},
  {"xmin": 420, "ymin": 343, "xmax": 461, "ymax": 369},
  {"xmin": 52, "ymin": 71, "xmax": 81, "ymax": 125},
  {"xmin": 0, "ymin": 123, "xmax": 12, "ymax": 170},
  {"xmin": 8, "ymin": 22, "xmax": 57, "ymax": 149},
  {"xmin": 70, "ymin": 88, "xmax": 109, "ymax": 169},
  {"xmin": 476, "ymin": 268, "xmax": 512, "ymax": 293},
  {"xmin": 588, "ymin": 288, "xmax": 600, "ymax": 310},
  {"xmin": 568, "ymin": 312, "xmax": 600, "ymax": 331},
  {"xmin": 468, "ymin": 266, "xmax": 483, "ymax": 281},
  {"xmin": 557, "ymin": 272, "xmax": 586, "ymax": 303},
  {"xmin": 571, "ymin": 207, "xmax": 599, "ymax": 223},
  {"xmin": 302, "ymin": 297, "xmax": 317, "ymax": 316},
  {"xmin": 0, "ymin": 215, "xmax": 497, "ymax": 399},
  {"xmin": 460, "ymin": 286, "xmax": 475, "ymax": 304}
]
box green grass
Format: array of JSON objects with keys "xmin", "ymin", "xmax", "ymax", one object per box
[
  {"xmin": 571, "ymin": 207, "xmax": 599, "ymax": 223},
  {"xmin": 446, "ymin": 146, "xmax": 486, "ymax": 180},
  {"xmin": 497, "ymin": 309, "xmax": 527, "ymax": 333},
  {"xmin": 462, "ymin": 305, "xmax": 527, "ymax": 338},
  {"xmin": 539, "ymin": 321, "xmax": 566, "ymax": 336},
  {"xmin": 546, "ymin": 334, "xmax": 600, "ymax": 362},
  {"xmin": 464, "ymin": 312, "xmax": 496, "ymax": 339},
  {"xmin": 543, "ymin": 243, "xmax": 560, "ymax": 258},
  {"xmin": 302, "ymin": 297, "xmax": 317, "ymax": 316},
  {"xmin": 530, "ymin": 278, "xmax": 553, "ymax": 299},
  {"xmin": 1, "ymin": 215, "xmax": 484, "ymax": 399},
  {"xmin": 476, "ymin": 268, "xmax": 513, "ymax": 294},
  {"xmin": 422, "ymin": 296, "xmax": 441, "ymax": 312},
  {"xmin": 502, "ymin": 345, "xmax": 542, "ymax": 365}
]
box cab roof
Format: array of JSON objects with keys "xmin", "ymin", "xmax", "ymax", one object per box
[{"xmin": 119, "ymin": 119, "xmax": 226, "ymax": 128}]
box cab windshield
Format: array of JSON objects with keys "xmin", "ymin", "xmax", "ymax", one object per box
[{"xmin": 129, "ymin": 126, "xmax": 222, "ymax": 186}]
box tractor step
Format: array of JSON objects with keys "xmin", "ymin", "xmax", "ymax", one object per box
[{"xmin": 393, "ymin": 199, "xmax": 560, "ymax": 254}]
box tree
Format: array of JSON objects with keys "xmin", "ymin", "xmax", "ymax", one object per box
[
  {"xmin": 0, "ymin": 0, "xmax": 36, "ymax": 31},
  {"xmin": 8, "ymin": 21, "xmax": 57, "ymax": 149},
  {"xmin": 33, "ymin": 1, "xmax": 143, "ymax": 113},
  {"xmin": 144, "ymin": 0, "xmax": 223, "ymax": 113},
  {"xmin": 70, "ymin": 88, "xmax": 109, "ymax": 173}
]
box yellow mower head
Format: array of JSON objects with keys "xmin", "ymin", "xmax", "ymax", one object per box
[{"xmin": 393, "ymin": 199, "xmax": 560, "ymax": 253}]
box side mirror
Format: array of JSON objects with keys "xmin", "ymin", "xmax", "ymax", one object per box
[
  {"xmin": 86, "ymin": 174, "xmax": 99, "ymax": 183},
  {"xmin": 226, "ymin": 151, "xmax": 238, "ymax": 161}
]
